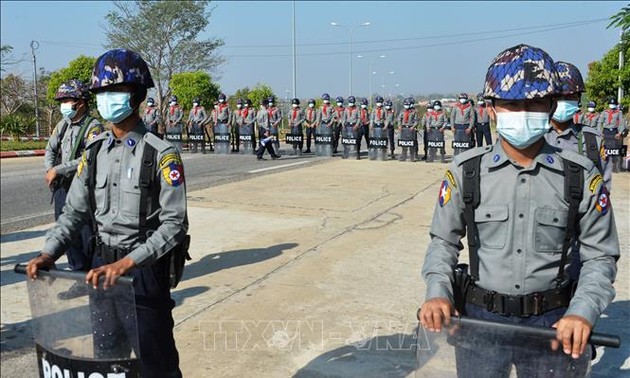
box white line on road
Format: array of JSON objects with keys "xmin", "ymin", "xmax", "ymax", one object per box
[
  {"xmin": 248, "ymin": 160, "xmax": 312, "ymax": 174},
  {"xmin": 1, "ymin": 210, "xmax": 54, "ymax": 227}
]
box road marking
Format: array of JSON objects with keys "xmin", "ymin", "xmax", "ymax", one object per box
[
  {"xmin": 0, "ymin": 210, "xmax": 54, "ymax": 227},
  {"xmin": 248, "ymin": 160, "xmax": 312, "ymax": 174}
]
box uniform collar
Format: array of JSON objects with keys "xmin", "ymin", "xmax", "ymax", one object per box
[
  {"xmin": 106, "ymin": 122, "xmax": 146, "ymax": 154},
  {"xmin": 70, "ymin": 111, "xmax": 90, "ymax": 126},
  {"xmin": 548, "ymin": 121, "xmax": 580, "ymax": 138},
  {"xmin": 487, "ymin": 140, "xmax": 562, "ymax": 171}
]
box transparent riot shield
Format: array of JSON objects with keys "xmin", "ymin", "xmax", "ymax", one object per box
[
  {"xmin": 269, "ymin": 124, "xmax": 280, "ymax": 154},
  {"xmin": 398, "ymin": 127, "xmax": 417, "ymax": 161},
  {"xmin": 15, "ymin": 264, "xmax": 141, "ymax": 377},
  {"xmin": 414, "ymin": 316, "xmax": 619, "ymax": 378},
  {"xmin": 188, "ymin": 123, "xmax": 206, "ymax": 153},
  {"xmin": 315, "ymin": 124, "xmax": 333, "ymax": 157},
  {"xmin": 452, "ymin": 125, "xmax": 472, "ymax": 156},
  {"xmin": 341, "ymin": 125, "xmax": 357, "ymax": 159},
  {"xmin": 286, "ymin": 126, "xmax": 304, "ymax": 156},
  {"xmin": 239, "ymin": 124, "xmax": 254, "ymax": 155},
  {"xmin": 214, "ymin": 123, "xmax": 231, "ymax": 154},
  {"xmin": 368, "ymin": 127, "xmax": 388, "ymax": 161},
  {"xmin": 164, "ymin": 124, "xmax": 183, "ymax": 153},
  {"xmin": 427, "ymin": 128, "xmax": 446, "ymax": 163}
]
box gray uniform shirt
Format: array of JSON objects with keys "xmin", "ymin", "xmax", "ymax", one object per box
[
  {"xmin": 268, "ymin": 106, "xmax": 282, "ymax": 128},
  {"xmin": 44, "ymin": 114, "xmax": 103, "ymax": 177},
  {"xmin": 187, "ymin": 106, "xmax": 207, "ymax": 125},
  {"xmin": 422, "ymin": 142, "xmax": 619, "ymax": 326},
  {"xmin": 426, "ymin": 110, "xmax": 448, "ymax": 129},
  {"xmin": 474, "ymin": 105, "xmax": 490, "ymax": 124},
  {"xmin": 231, "ymin": 108, "xmax": 244, "ymax": 127},
  {"xmin": 450, "ymin": 103, "xmax": 475, "ymax": 128},
  {"xmin": 316, "ymin": 105, "xmax": 333, "ymax": 124},
  {"xmin": 545, "ymin": 124, "xmax": 612, "ymax": 193},
  {"xmin": 142, "ymin": 106, "xmax": 160, "ymax": 131},
  {"xmin": 242, "ymin": 106, "xmax": 256, "ymax": 125},
  {"xmin": 342, "ymin": 106, "xmax": 360, "ymax": 126},
  {"xmin": 256, "ymin": 107, "xmax": 270, "ymax": 129},
  {"xmin": 43, "ymin": 123, "xmax": 189, "ymax": 267},
  {"xmin": 288, "ymin": 107, "xmax": 305, "ymax": 127},
  {"xmin": 579, "ymin": 112, "xmax": 600, "ymax": 128},
  {"xmin": 370, "ymin": 106, "xmax": 387, "ymax": 127},
  {"xmin": 305, "ymin": 107, "xmax": 318, "ymax": 126},
  {"xmin": 597, "ymin": 109, "xmax": 626, "ymax": 133},
  {"xmin": 214, "ymin": 103, "xmax": 231, "ymax": 124},
  {"xmin": 167, "ymin": 105, "xmax": 184, "ymax": 126},
  {"xmin": 398, "ymin": 109, "xmax": 418, "ymax": 128},
  {"xmin": 385, "ymin": 109, "xmax": 396, "ymax": 128},
  {"xmin": 332, "ymin": 106, "xmax": 345, "ymax": 125}
]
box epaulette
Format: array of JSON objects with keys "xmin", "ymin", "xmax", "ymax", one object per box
[
  {"xmin": 144, "ymin": 132, "xmax": 174, "ymax": 154},
  {"xmin": 452, "ymin": 145, "xmax": 493, "ymax": 167},
  {"xmin": 558, "ymin": 148, "xmax": 596, "ymax": 171}
]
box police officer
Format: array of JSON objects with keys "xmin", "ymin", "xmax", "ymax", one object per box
[
  {"xmin": 143, "ymin": 97, "xmax": 161, "ymax": 138},
  {"xmin": 450, "ymin": 93, "xmax": 475, "ymax": 156},
  {"xmin": 397, "ymin": 97, "xmax": 419, "ymax": 162},
  {"xmin": 597, "ymin": 97, "xmax": 627, "ymax": 172},
  {"xmin": 315, "ymin": 94, "xmax": 334, "ymax": 154},
  {"xmin": 369, "ymin": 95, "xmax": 387, "ymax": 159},
  {"xmin": 384, "ymin": 99, "xmax": 397, "ymax": 159},
  {"xmin": 357, "ymin": 98, "xmax": 370, "ymax": 159},
  {"xmin": 288, "ymin": 98, "xmax": 305, "ymax": 155},
  {"xmin": 332, "ymin": 96, "xmax": 345, "ymax": 153},
  {"xmin": 242, "ymin": 98, "xmax": 257, "ymax": 153},
  {"xmin": 304, "ymin": 98, "xmax": 318, "ymax": 153},
  {"xmin": 474, "ymin": 94, "xmax": 492, "ymax": 147},
  {"xmin": 579, "ymin": 101, "xmax": 600, "ymax": 129},
  {"xmin": 419, "ymin": 102, "xmax": 432, "ymax": 161},
  {"xmin": 419, "ymin": 44, "xmax": 619, "ymax": 377},
  {"xmin": 573, "ymin": 101, "xmax": 582, "ymax": 125},
  {"xmin": 255, "ymin": 98, "xmax": 281, "ymax": 160},
  {"xmin": 257, "ymin": 98, "xmax": 270, "ymax": 142},
  {"xmin": 45, "ymin": 79, "xmax": 103, "ymax": 280},
  {"xmin": 268, "ymin": 96, "xmax": 282, "ymax": 153},
  {"xmin": 214, "ymin": 93, "xmax": 232, "ymax": 154},
  {"xmin": 342, "ymin": 96, "xmax": 360, "ymax": 159},
  {"xmin": 231, "ymin": 98, "xmax": 243, "ymax": 153},
  {"xmin": 28, "ymin": 48, "xmax": 188, "ymax": 377},
  {"xmin": 166, "ymin": 95, "xmax": 184, "ymax": 152},
  {"xmin": 426, "ymin": 100, "xmax": 448, "ymax": 163},
  {"xmin": 187, "ymin": 97, "xmax": 207, "ymax": 153},
  {"xmin": 546, "ymin": 61, "xmax": 611, "ymax": 192}
]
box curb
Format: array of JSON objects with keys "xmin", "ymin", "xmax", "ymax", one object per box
[{"xmin": 0, "ymin": 150, "xmax": 46, "ymax": 159}]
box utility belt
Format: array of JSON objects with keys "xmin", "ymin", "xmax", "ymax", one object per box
[
  {"xmin": 92, "ymin": 237, "xmax": 131, "ymax": 264},
  {"xmin": 373, "ymin": 123, "xmax": 384, "ymax": 128},
  {"xmin": 453, "ymin": 264, "xmax": 573, "ymax": 317},
  {"xmin": 476, "ymin": 122, "xmax": 489, "ymax": 126}
]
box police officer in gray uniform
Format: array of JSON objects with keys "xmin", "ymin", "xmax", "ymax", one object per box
[
  {"xmin": 187, "ymin": 97, "xmax": 208, "ymax": 153},
  {"xmin": 166, "ymin": 95, "xmax": 184, "ymax": 152},
  {"xmin": 546, "ymin": 62, "xmax": 611, "ymax": 193},
  {"xmin": 384, "ymin": 99, "xmax": 397, "ymax": 159},
  {"xmin": 398, "ymin": 97, "xmax": 419, "ymax": 162},
  {"xmin": 143, "ymin": 97, "xmax": 161, "ymax": 138},
  {"xmin": 28, "ymin": 49, "xmax": 188, "ymax": 377},
  {"xmin": 242, "ymin": 98, "xmax": 257, "ymax": 153},
  {"xmin": 474, "ymin": 94, "xmax": 492, "ymax": 147},
  {"xmin": 426, "ymin": 100, "xmax": 448, "ymax": 163},
  {"xmin": 45, "ymin": 79, "xmax": 103, "ymax": 276},
  {"xmin": 598, "ymin": 98, "xmax": 627, "ymax": 173},
  {"xmin": 579, "ymin": 101, "xmax": 601, "ymax": 129},
  {"xmin": 342, "ymin": 96, "xmax": 360, "ymax": 159},
  {"xmin": 288, "ymin": 98, "xmax": 305, "ymax": 155},
  {"xmin": 419, "ymin": 44, "xmax": 619, "ymax": 377},
  {"xmin": 268, "ymin": 96, "xmax": 282, "ymax": 153},
  {"xmin": 450, "ymin": 93, "xmax": 476, "ymax": 155}
]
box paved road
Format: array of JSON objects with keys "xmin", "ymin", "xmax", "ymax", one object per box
[{"xmin": 0, "ymin": 150, "xmax": 326, "ymax": 234}]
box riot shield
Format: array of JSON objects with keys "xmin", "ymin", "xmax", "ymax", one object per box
[
  {"xmin": 341, "ymin": 125, "xmax": 357, "ymax": 159},
  {"xmin": 315, "ymin": 124, "xmax": 333, "ymax": 157},
  {"xmin": 269, "ymin": 124, "xmax": 280, "ymax": 154},
  {"xmin": 452, "ymin": 126, "xmax": 471, "ymax": 156},
  {"xmin": 368, "ymin": 127, "xmax": 388, "ymax": 161},
  {"xmin": 427, "ymin": 128, "xmax": 445, "ymax": 163},
  {"xmin": 188, "ymin": 123, "xmax": 206, "ymax": 153},
  {"xmin": 15, "ymin": 264, "xmax": 140, "ymax": 377},
  {"xmin": 164, "ymin": 124, "xmax": 183, "ymax": 153},
  {"xmin": 239, "ymin": 124, "xmax": 254, "ymax": 155},
  {"xmin": 414, "ymin": 316, "xmax": 619, "ymax": 378},
  {"xmin": 398, "ymin": 127, "xmax": 417, "ymax": 161},
  {"xmin": 286, "ymin": 126, "xmax": 304, "ymax": 156},
  {"xmin": 214, "ymin": 123, "xmax": 231, "ymax": 154}
]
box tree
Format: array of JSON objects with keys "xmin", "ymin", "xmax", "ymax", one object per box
[
  {"xmin": 0, "ymin": 74, "xmax": 30, "ymax": 116},
  {"xmin": 103, "ymin": 0, "xmax": 224, "ymax": 120},
  {"xmin": 46, "ymin": 55, "xmax": 97, "ymax": 105},
  {"xmin": 169, "ymin": 71, "xmax": 220, "ymax": 112},
  {"xmin": 247, "ymin": 83, "xmax": 276, "ymax": 108},
  {"xmin": 608, "ymin": 5, "xmax": 630, "ymax": 32},
  {"xmin": 0, "ymin": 45, "xmax": 22, "ymax": 72},
  {"xmin": 585, "ymin": 43, "xmax": 630, "ymax": 111},
  {"xmin": 228, "ymin": 87, "xmax": 251, "ymax": 108}
]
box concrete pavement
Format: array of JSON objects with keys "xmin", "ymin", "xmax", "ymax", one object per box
[{"xmin": 1, "ymin": 158, "xmax": 628, "ymax": 377}]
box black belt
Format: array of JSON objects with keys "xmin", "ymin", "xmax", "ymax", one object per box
[
  {"xmin": 373, "ymin": 123, "xmax": 384, "ymax": 127},
  {"xmin": 465, "ymin": 283, "xmax": 573, "ymax": 317},
  {"xmin": 94, "ymin": 240, "xmax": 132, "ymax": 264}
]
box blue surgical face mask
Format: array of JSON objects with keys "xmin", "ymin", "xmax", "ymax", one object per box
[
  {"xmin": 552, "ymin": 100, "xmax": 579, "ymax": 122},
  {"xmin": 495, "ymin": 111, "xmax": 550, "ymax": 149},
  {"xmin": 60, "ymin": 102, "xmax": 77, "ymax": 119},
  {"xmin": 96, "ymin": 92, "xmax": 133, "ymax": 124}
]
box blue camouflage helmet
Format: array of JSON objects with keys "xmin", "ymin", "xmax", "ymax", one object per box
[
  {"xmin": 335, "ymin": 96, "xmax": 344, "ymax": 103},
  {"xmin": 348, "ymin": 95, "xmax": 356, "ymax": 104},
  {"xmin": 375, "ymin": 95, "xmax": 384, "ymax": 103},
  {"xmin": 385, "ymin": 100, "xmax": 393, "ymax": 107},
  {"xmin": 267, "ymin": 96, "xmax": 275, "ymax": 103},
  {"xmin": 554, "ymin": 61, "xmax": 584, "ymax": 95},
  {"xmin": 147, "ymin": 97, "xmax": 155, "ymax": 103},
  {"xmin": 170, "ymin": 95, "xmax": 178, "ymax": 103},
  {"xmin": 458, "ymin": 93, "xmax": 468, "ymax": 100},
  {"xmin": 321, "ymin": 93, "xmax": 330, "ymax": 101},
  {"xmin": 236, "ymin": 98, "xmax": 243, "ymax": 105},
  {"xmin": 218, "ymin": 93, "xmax": 227, "ymax": 101},
  {"xmin": 483, "ymin": 44, "xmax": 560, "ymax": 100},
  {"xmin": 308, "ymin": 98, "xmax": 316, "ymax": 105},
  {"xmin": 89, "ymin": 49, "xmax": 154, "ymax": 92},
  {"xmin": 587, "ymin": 101, "xmax": 596, "ymax": 108},
  {"xmin": 55, "ymin": 79, "xmax": 90, "ymax": 101},
  {"xmin": 360, "ymin": 98, "xmax": 368, "ymax": 106}
]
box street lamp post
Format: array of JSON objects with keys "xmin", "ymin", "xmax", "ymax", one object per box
[
  {"xmin": 331, "ymin": 21, "xmax": 370, "ymax": 96},
  {"xmin": 357, "ymin": 54, "xmax": 385, "ymax": 107},
  {"xmin": 30, "ymin": 40, "xmax": 40, "ymax": 138}
]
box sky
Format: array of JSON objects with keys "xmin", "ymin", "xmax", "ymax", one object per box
[{"xmin": 1, "ymin": 1, "xmax": 626, "ymax": 101}]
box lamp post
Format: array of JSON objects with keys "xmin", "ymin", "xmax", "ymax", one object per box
[
  {"xmin": 331, "ymin": 21, "xmax": 370, "ymax": 96},
  {"xmin": 358, "ymin": 54, "xmax": 386, "ymax": 107},
  {"xmin": 30, "ymin": 40, "xmax": 40, "ymax": 138}
]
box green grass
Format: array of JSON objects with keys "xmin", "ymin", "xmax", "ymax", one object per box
[{"xmin": 1, "ymin": 140, "xmax": 48, "ymax": 151}]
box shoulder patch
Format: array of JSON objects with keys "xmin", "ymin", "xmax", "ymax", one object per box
[
  {"xmin": 445, "ymin": 170, "xmax": 457, "ymax": 188},
  {"xmin": 438, "ymin": 180, "xmax": 452, "ymax": 207},
  {"xmin": 159, "ymin": 151, "xmax": 185, "ymax": 187},
  {"xmin": 594, "ymin": 186, "xmax": 609, "ymax": 215},
  {"xmin": 76, "ymin": 152, "xmax": 87, "ymax": 178},
  {"xmin": 588, "ymin": 174, "xmax": 603, "ymax": 194},
  {"xmin": 85, "ymin": 131, "xmax": 109, "ymax": 150},
  {"xmin": 599, "ymin": 144, "xmax": 607, "ymax": 161}
]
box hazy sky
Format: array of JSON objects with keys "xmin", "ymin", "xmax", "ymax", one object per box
[{"xmin": 1, "ymin": 1, "xmax": 625, "ymax": 100}]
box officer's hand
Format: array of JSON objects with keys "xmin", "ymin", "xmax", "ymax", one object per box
[
  {"xmin": 85, "ymin": 257, "xmax": 136, "ymax": 290},
  {"xmin": 465, "ymin": 129, "xmax": 471, "ymax": 135},
  {"xmin": 26, "ymin": 253, "xmax": 56, "ymax": 280},
  {"xmin": 417, "ymin": 298, "xmax": 456, "ymax": 332},
  {"xmin": 45, "ymin": 168, "xmax": 58, "ymax": 187},
  {"xmin": 552, "ymin": 315, "xmax": 592, "ymax": 359},
  {"xmin": 615, "ymin": 133, "xmax": 621, "ymax": 140}
]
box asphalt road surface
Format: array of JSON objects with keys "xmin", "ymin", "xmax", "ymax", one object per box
[{"xmin": 0, "ymin": 150, "xmax": 326, "ymax": 234}]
